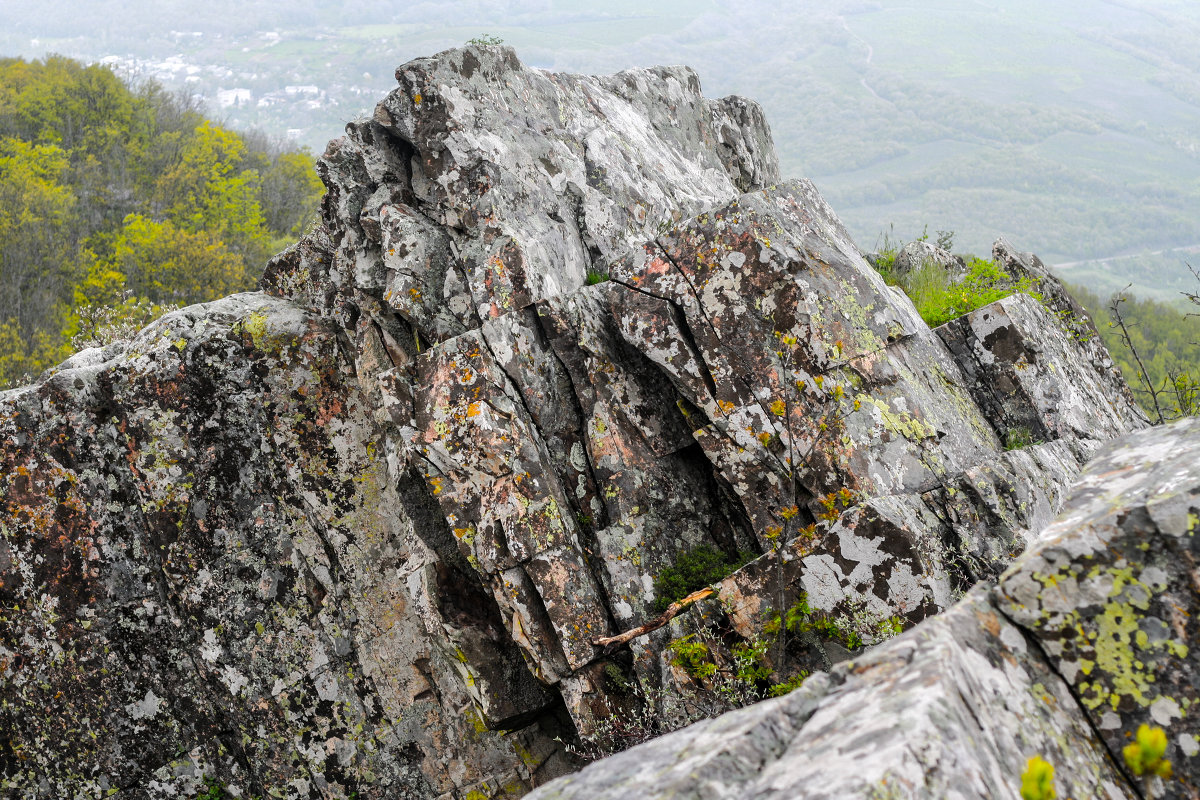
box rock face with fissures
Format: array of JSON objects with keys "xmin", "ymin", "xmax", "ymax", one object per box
[
  {"xmin": 527, "ymin": 418, "xmax": 1200, "ymax": 800},
  {"xmin": 0, "ymin": 46, "xmax": 1155, "ymax": 798}
]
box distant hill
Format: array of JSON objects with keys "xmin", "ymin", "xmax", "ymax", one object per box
[{"xmin": 4, "ymin": 0, "xmax": 1198, "ymax": 300}]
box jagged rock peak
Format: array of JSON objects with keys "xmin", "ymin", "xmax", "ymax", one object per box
[{"xmin": 265, "ymin": 44, "xmax": 779, "ymax": 332}]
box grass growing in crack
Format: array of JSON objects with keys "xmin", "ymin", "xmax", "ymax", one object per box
[{"xmin": 586, "ymin": 267, "xmax": 610, "ymax": 285}]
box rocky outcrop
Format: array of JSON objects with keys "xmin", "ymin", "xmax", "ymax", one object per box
[
  {"xmin": 526, "ymin": 417, "xmax": 1200, "ymax": 800},
  {"xmin": 892, "ymin": 239, "xmax": 964, "ymax": 280},
  {"xmin": 0, "ymin": 46, "xmax": 1152, "ymax": 798}
]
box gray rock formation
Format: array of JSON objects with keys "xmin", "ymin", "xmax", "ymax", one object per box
[
  {"xmin": 892, "ymin": 239, "xmax": 964, "ymax": 280},
  {"xmin": 527, "ymin": 417, "xmax": 1200, "ymax": 800},
  {"xmin": 0, "ymin": 46, "xmax": 1156, "ymax": 799}
]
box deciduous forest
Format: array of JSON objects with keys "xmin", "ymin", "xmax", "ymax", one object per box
[{"xmin": 0, "ymin": 55, "xmax": 322, "ymax": 385}]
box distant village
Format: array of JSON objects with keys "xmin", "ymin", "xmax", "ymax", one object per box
[{"xmin": 47, "ymin": 29, "xmax": 390, "ymax": 150}]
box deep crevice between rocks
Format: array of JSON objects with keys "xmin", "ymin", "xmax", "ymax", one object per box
[{"xmin": 395, "ymin": 467, "xmax": 567, "ymax": 733}]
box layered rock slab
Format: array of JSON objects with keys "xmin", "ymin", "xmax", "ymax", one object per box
[
  {"xmin": 528, "ymin": 419, "xmax": 1200, "ymax": 800},
  {"xmin": 999, "ymin": 416, "xmax": 1200, "ymax": 797}
]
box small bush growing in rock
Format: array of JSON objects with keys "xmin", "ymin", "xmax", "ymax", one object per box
[
  {"xmin": 653, "ymin": 545, "xmax": 756, "ymax": 612},
  {"xmin": 667, "ymin": 634, "xmax": 718, "ymax": 679}
]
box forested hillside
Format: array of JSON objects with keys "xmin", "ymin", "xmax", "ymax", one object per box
[
  {"xmin": 1071, "ymin": 282, "xmax": 1200, "ymax": 421},
  {"xmin": 0, "ymin": 56, "xmax": 323, "ymax": 386}
]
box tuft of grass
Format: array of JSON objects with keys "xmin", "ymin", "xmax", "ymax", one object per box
[
  {"xmin": 1003, "ymin": 427, "xmax": 1039, "ymax": 451},
  {"xmin": 586, "ymin": 267, "xmax": 610, "ymax": 285},
  {"xmin": 895, "ymin": 256, "xmax": 1039, "ymax": 328}
]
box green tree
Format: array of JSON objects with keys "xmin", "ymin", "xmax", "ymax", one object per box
[
  {"xmin": 156, "ymin": 121, "xmax": 274, "ymax": 267},
  {"xmin": 258, "ymin": 149, "xmax": 324, "ymax": 239},
  {"xmin": 0, "ymin": 137, "xmax": 80, "ymax": 378},
  {"xmin": 105, "ymin": 214, "xmax": 248, "ymax": 304},
  {"xmin": 0, "ymin": 56, "xmax": 323, "ymax": 389}
]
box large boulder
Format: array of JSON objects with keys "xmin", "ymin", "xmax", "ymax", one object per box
[
  {"xmin": 892, "ymin": 239, "xmax": 964, "ymax": 280},
  {"xmin": 0, "ymin": 46, "xmax": 1152, "ymax": 798}
]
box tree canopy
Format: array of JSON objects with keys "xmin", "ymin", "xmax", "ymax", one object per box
[{"xmin": 0, "ymin": 55, "xmax": 324, "ymax": 386}]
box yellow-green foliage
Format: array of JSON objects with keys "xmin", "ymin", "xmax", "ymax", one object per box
[
  {"xmin": 816, "ymin": 487, "xmax": 859, "ymax": 523},
  {"xmin": 0, "ymin": 55, "xmax": 324, "ymax": 387},
  {"xmin": 667, "ymin": 634, "xmax": 717, "ymax": 679},
  {"xmin": 1020, "ymin": 755, "xmax": 1056, "ymax": 800},
  {"xmin": 767, "ymin": 670, "xmax": 810, "ymax": 697},
  {"xmin": 903, "ymin": 257, "xmax": 1039, "ymax": 328},
  {"xmin": 1123, "ymin": 724, "xmax": 1173, "ymax": 780}
]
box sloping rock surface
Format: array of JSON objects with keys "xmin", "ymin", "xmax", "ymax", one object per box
[
  {"xmin": 0, "ymin": 46, "xmax": 1151, "ymax": 799},
  {"xmin": 529, "ymin": 419, "xmax": 1200, "ymax": 800}
]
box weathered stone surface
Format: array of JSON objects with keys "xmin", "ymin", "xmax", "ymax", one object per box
[
  {"xmin": 528, "ymin": 592, "xmax": 1135, "ymax": 800},
  {"xmin": 938, "ymin": 292, "xmax": 1148, "ymax": 460},
  {"xmin": 893, "ymin": 239, "xmax": 964, "ymax": 280},
  {"xmin": 0, "ymin": 45, "xmax": 1158, "ymax": 799},
  {"xmin": 529, "ymin": 420, "xmax": 1200, "ymax": 800},
  {"xmin": 998, "ymin": 417, "xmax": 1200, "ymax": 797},
  {"xmin": 0, "ymin": 295, "xmax": 573, "ymax": 798}
]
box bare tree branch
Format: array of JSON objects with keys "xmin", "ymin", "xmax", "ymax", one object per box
[{"xmin": 1109, "ymin": 287, "xmax": 1166, "ymax": 425}]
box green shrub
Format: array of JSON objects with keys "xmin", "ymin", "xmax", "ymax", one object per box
[
  {"xmin": 731, "ymin": 637, "xmax": 772, "ymax": 685},
  {"xmin": 586, "ymin": 267, "xmax": 610, "ymax": 285},
  {"xmin": 667, "ymin": 635, "xmax": 717, "ymax": 679},
  {"xmin": 901, "ymin": 257, "xmax": 1039, "ymax": 328},
  {"xmin": 770, "ymin": 591, "xmax": 903, "ymax": 651},
  {"xmin": 653, "ymin": 545, "xmax": 756, "ymax": 612}
]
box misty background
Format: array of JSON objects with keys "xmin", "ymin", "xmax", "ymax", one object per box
[{"xmin": 4, "ymin": 0, "xmax": 1199, "ymax": 302}]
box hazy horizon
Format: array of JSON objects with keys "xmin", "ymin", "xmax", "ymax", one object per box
[{"xmin": 5, "ymin": 0, "xmax": 1200, "ymax": 300}]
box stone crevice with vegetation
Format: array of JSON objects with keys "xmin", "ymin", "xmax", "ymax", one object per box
[{"xmin": 0, "ymin": 46, "xmax": 1178, "ymax": 800}]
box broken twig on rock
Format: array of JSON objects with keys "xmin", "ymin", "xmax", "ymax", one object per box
[{"xmin": 593, "ymin": 587, "xmax": 715, "ymax": 652}]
